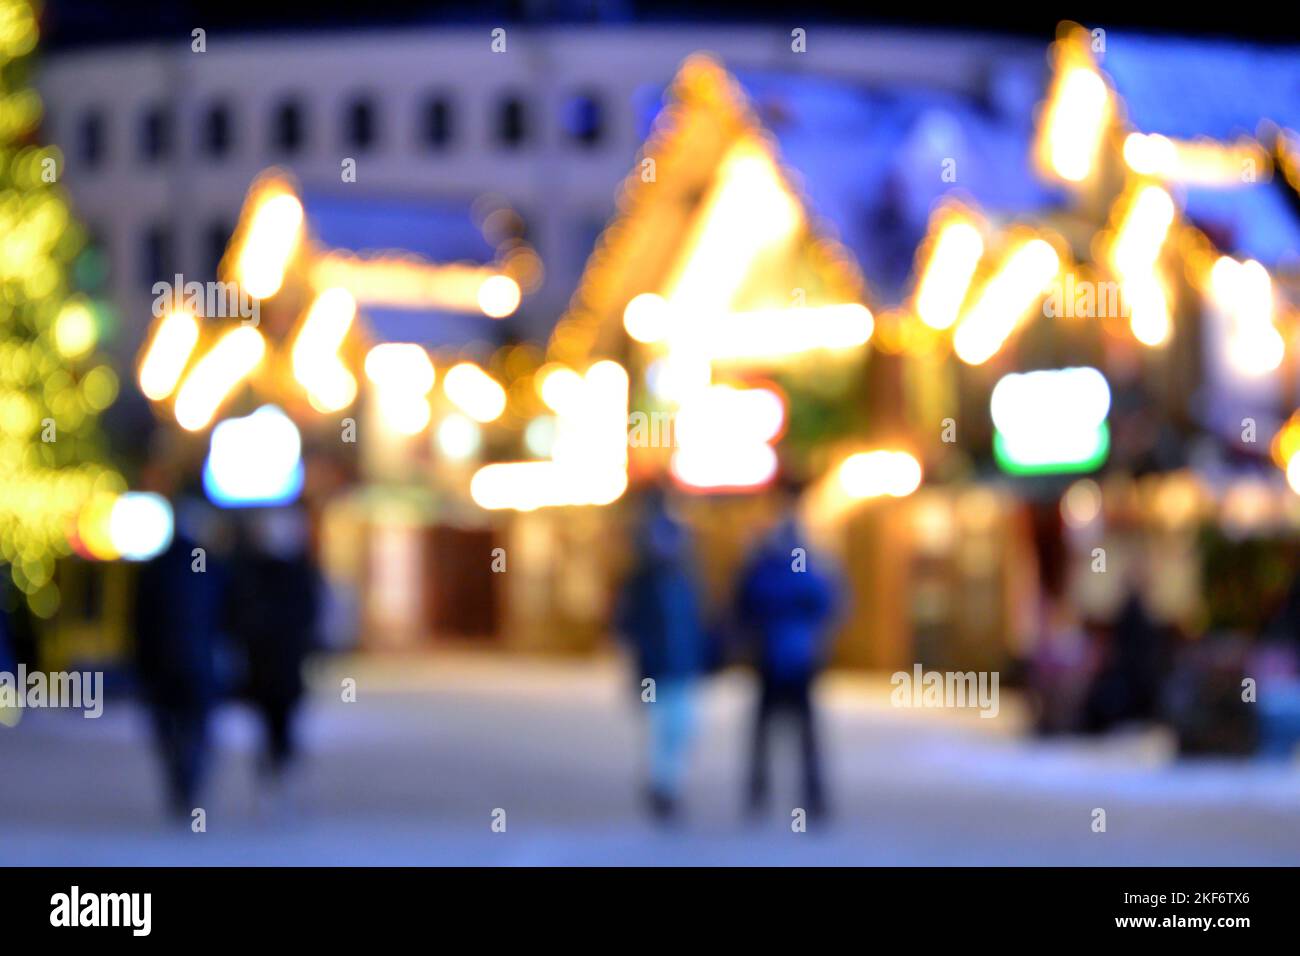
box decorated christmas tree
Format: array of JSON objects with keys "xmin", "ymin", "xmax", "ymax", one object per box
[{"xmin": 0, "ymin": 0, "xmax": 122, "ymax": 618}]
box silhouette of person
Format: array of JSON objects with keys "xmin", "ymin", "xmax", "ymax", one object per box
[
  {"xmin": 615, "ymin": 483, "xmax": 708, "ymax": 822},
  {"xmin": 735, "ymin": 479, "xmax": 841, "ymax": 822},
  {"xmin": 133, "ymin": 498, "xmax": 226, "ymax": 819}
]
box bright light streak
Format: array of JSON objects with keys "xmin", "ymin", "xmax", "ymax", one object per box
[
  {"xmin": 313, "ymin": 255, "xmax": 505, "ymax": 313},
  {"xmin": 477, "ymin": 274, "xmax": 522, "ymax": 318},
  {"xmin": 364, "ymin": 344, "xmax": 434, "ymax": 435},
  {"xmin": 109, "ymin": 492, "xmax": 173, "ymax": 560},
  {"xmin": 1212, "ymin": 257, "xmax": 1284, "ymax": 376},
  {"xmin": 953, "ymin": 239, "xmax": 1060, "ymax": 365},
  {"xmin": 838, "ymin": 450, "xmax": 922, "ymax": 499},
  {"xmin": 524, "ymin": 416, "xmax": 556, "ymax": 457},
  {"xmin": 174, "ymin": 326, "xmax": 266, "ymax": 431},
  {"xmin": 701, "ymin": 304, "xmax": 874, "ymax": 361},
  {"xmin": 1109, "ymin": 185, "xmax": 1176, "ymax": 346},
  {"xmin": 623, "ymin": 292, "xmax": 672, "ymax": 344},
  {"xmin": 915, "ymin": 220, "xmax": 984, "ymax": 329},
  {"xmin": 1111, "ymin": 185, "xmax": 1175, "ymax": 275},
  {"xmin": 471, "ymin": 461, "xmax": 628, "ymax": 511},
  {"xmin": 537, "ymin": 364, "xmax": 584, "ymax": 412},
  {"xmin": 437, "ymin": 413, "xmax": 482, "ymax": 461},
  {"xmin": 470, "ymin": 361, "xmax": 629, "ymax": 511},
  {"xmin": 991, "ymin": 367, "xmax": 1111, "ymax": 474},
  {"xmin": 646, "ymin": 354, "xmax": 711, "ymax": 404},
  {"xmin": 376, "ymin": 391, "xmax": 432, "ymax": 435},
  {"xmin": 671, "ymin": 384, "xmax": 785, "ymax": 490},
  {"xmin": 364, "ymin": 343, "xmax": 435, "ymax": 393},
  {"xmin": 665, "ymin": 139, "xmax": 802, "ymax": 314},
  {"xmin": 1123, "ymin": 133, "xmax": 1268, "ymax": 186},
  {"xmin": 139, "ymin": 309, "xmax": 199, "ymax": 401},
  {"xmin": 235, "ymin": 190, "xmax": 303, "ymax": 299},
  {"xmin": 551, "ymin": 360, "xmax": 629, "ymax": 469},
  {"xmin": 1287, "ymin": 453, "xmax": 1300, "ymax": 496},
  {"xmin": 1040, "ymin": 65, "xmax": 1110, "ymax": 183},
  {"xmin": 292, "ymin": 288, "xmax": 357, "ymax": 413},
  {"xmin": 444, "ymin": 362, "xmax": 507, "ymax": 423},
  {"xmin": 203, "ymin": 405, "xmax": 304, "ymax": 507}
]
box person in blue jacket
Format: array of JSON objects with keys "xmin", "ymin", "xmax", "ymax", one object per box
[
  {"xmin": 735, "ymin": 478, "xmax": 841, "ymax": 822},
  {"xmin": 615, "ymin": 483, "xmax": 708, "ymax": 823}
]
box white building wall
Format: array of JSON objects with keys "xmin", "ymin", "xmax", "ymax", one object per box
[{"xmin": 36, "ymin": 26, "xmax": 1036, "ymax": 358}]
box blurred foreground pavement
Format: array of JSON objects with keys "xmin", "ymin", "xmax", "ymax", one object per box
[{"xmin": 1, "ymin": 653, "xmax": 1298, "ymax": 865}]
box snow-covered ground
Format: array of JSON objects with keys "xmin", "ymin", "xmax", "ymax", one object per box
[{"xmin": 1, "ymin": 653, "xmax": 1297, "ymax": 865}]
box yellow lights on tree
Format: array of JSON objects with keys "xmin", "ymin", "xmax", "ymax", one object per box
[
  {"xmin": 477, "ymin": 274, "xmax": 522, "ymax": 318},
  {"xmin": 1109, "ymin": 184, "xmax": 1175, "ymax": 347},
  {"xmin": 1039, "ymin": 63, "xmax": 1111, "ymax": 183},
  {"xmin": 52, "ymin": 301, "xmax": 97, "ymax": 359},
  {"xmin": 443, "ymin": 361, "xmax": 507, "ymax": 423},
  {"xmin": 671, "ymin": 384, "xmax": 785, "ymax": 490},
  {"xmin": 1210, "ymin": 256, "xmax": 1285, "ymax": 377},
  {"xmin": 0, "ymin": 0, "xmax": 125, "ymax": 612},
  {"xmin": 953, "ymin": 239, "xmax": 1061, "ymax": 365},
  {"xmin": 174, "ymin": 326, "xmax": 267, "ymax": 431},
  {"xmin": 364, "ymin": 343, "xmax": 435, "ymax": 436},
  {"xmin": 471, "ymin": 360, "xmax": 629, "ymax": 511},
  {"xmin": 837, "ymin": 450, "xmax": 923, "ymax": 499},
  {"xmin": 138, "ymin": 309, "xmax": 199, "ymax": 401},
  {"xmin": 235, "ymin": 189, "xmax": 304, "ymax": 300},
  {"xmin": 76, "ymin": 493, "xmax": 120, "ymax": 561},
  {"xmin": 292, "ymin": 287, "xmax": 357, "ymax": 413},
  {"xmin": 915, "ymin": 219, "xmax": 984, "ymax": 330}
]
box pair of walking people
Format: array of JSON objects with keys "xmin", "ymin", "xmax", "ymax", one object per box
[{"xmin": 617, "ymin": 481, "xmax": 840, "ymax": 824}]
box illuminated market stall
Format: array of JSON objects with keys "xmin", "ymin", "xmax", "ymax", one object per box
[{"xmin": 134, "ymin": 171, "xmax": 541, "ymax": 649}]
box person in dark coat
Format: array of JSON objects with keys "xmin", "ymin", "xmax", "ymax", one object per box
[
  {"xmin": 1082, "ymin": 588, "xmax": 1165, "ymax": 732},
  {"xmin": 615, "ymin": 485, "xmax": 708, "ymax": 822},
  {"xmin": 227, "ymin": 507, "xmax": 319, "ymax": 794},
  {"xmin": 735, "ymin": 482, "xmax": 841, "ymax": 822},
  {"xmin": 133, "ymin": 510, "xmax": 226, "ymax": 819}
]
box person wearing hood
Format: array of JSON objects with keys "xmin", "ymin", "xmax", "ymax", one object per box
[
  {"xmin": 735, "ymin": 478, "xmax": 841, "ymax": 823},
  {"xmin": 615, "ymin": 483, "xmax": 708, "ymax": 822}
]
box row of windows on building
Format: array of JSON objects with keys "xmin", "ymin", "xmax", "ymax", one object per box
[
  {"xmin": 68, "ymin": 91, "xmax": 607, "ymax": 169},
  {"xmin": 86, "ymin": 221, "xmax": 232, "ymax": 292}
]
